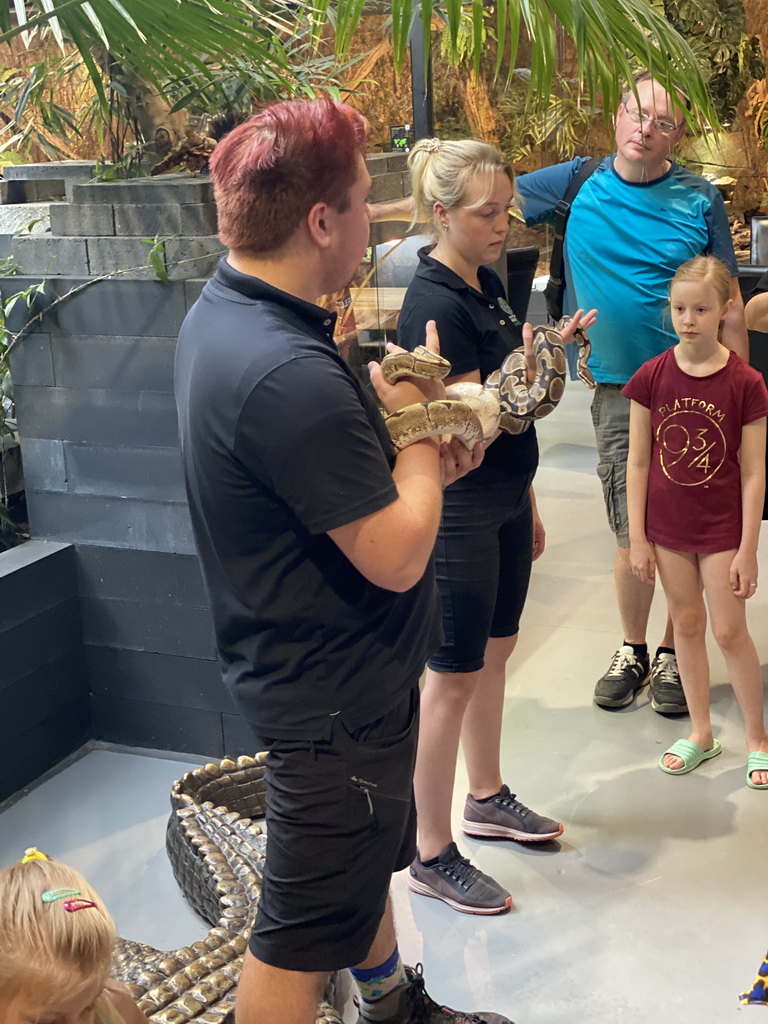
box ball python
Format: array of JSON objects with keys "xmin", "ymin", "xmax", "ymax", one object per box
[
  {"xmin": 382, "ymin": 318, "xmax": 594, "ymax": 451},
  {"xmin": 113, "ymin": 755, "xmax": 342, "ymax": 1024}
]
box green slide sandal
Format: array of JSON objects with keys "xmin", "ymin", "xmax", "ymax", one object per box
[
  {"xmin": 659, "ymin": 738, "xmax": 722, "ymax": 775},
  {"xmin": 746, "ymin": 751, "xmax": 768, "ymax": 789}
]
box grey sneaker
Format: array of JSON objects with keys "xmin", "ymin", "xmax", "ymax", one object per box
[
  {"xmin": 593, "ymin": 645, "xmax": 650, "ymax": 708},
  {"xmin": 356, "ymin": 963, "xmax": 515, "ymax": 1023},
  {"xmin": 649, "ymin": 652, "xmax": 688, "ymax": 714},
  {"xmin": 408, "ymin": 842, "xmax": 511, "ymax": 915},
  {"xmin": 462, "ymin": 785, "xmax": 563, "ymax": 842}
]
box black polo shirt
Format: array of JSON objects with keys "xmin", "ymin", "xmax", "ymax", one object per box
[
  {"xmin": 175, "ymin": 259, "xmax": 441, "ymax": 745},
  {"xmin": 398, "ymin": 247, "xmax": 538, "ymax": 484}
]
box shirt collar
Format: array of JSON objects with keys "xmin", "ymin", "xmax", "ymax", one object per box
[
  {"xmin": 212, "ymin": 257, "xmax": 338, "ymax": 341},
  {"xmin": 414, "ymin": 245, "xmax": 499, "ymax": 297}
]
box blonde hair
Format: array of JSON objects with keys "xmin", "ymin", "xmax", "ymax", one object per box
[
  {"xmin": 670, "ymin": 255, "xmax": 732, "ymax": 307},
  {"xmin": 0, "ymin": 853, "xmax": 117, "ymax": 1006},
  {"xmin": 408, "ymin": 138, "xmax": 515, "ymax": 236}
]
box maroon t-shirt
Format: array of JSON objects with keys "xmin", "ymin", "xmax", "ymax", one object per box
[{"xmin": 623, "ymin": 348, "xmax": 768, "ymax": 553}]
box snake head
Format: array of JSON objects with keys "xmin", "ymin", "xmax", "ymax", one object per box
[{"xmin": 380, "ymin": 345, "xmax": 452, "ymax": 384}]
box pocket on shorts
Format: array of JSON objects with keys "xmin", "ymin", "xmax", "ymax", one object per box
[
  {"xmin": 341, "ymin": 695, "xmax": 418, "ymax": 809},
  {"xmin": 590, "ymin": 386, "xmax": 605, "ymax": 431},
  {"xmin": 595, "ymin": 458, "xmax": 628, "ymax": 539}
]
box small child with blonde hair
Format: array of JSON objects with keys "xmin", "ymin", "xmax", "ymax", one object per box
[{"xmin": 0, "ymin": 848, "xmax": 150, "ymax": 1024}]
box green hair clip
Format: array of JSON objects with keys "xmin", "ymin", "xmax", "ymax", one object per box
[{"xmin": 42, "ymin": 888, "xmax": 81, "ymax": 903}]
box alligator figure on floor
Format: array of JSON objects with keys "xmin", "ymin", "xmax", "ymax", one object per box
[{"xmin": 112, "ymin": 754, "xmax": 342, "ymax": 1024}]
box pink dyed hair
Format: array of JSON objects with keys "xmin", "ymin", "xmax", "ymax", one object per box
[{"xmin": 210, "ymin": 96, "xmax": 368, "ymax": 255}]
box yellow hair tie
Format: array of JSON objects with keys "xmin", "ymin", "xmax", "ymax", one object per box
[{"xmin": 21, "ymin": 847, "xmax": 49, "ymax": 863}]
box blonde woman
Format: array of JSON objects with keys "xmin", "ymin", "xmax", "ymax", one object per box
[{"xmin": 398, "ymin": 138, "xmax": 595, "ymax": 914}]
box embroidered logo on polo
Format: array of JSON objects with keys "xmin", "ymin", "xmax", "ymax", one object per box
[
  {"xmin": 498, "ymin": 297, "xmax": 522, "ymax": 325},
  {"xmin": 655, "ymin": 398, "xmax": 726, "ymax": 485}
]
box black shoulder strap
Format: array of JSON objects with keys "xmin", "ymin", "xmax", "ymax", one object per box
[{"xmin": 544, "ymin": 156, "xmax": 602, "ymax": 321}]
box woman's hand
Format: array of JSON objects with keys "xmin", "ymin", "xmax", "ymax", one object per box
[
  {"xmin": 558, "ymin": 307, "xmax": 598, "ymax": 345},
  {"xmin": 630, "ymin": 539, "xmax": 656, "ymax": 584},
  {"xmin": 521, "ymin": 322, "xmax": 536, "ymax": 384},
  {"xmin": 532, "ymin": 507, "xmax": 546, "ymax": 561},
  {"xmin": 520, "ymin": 308, "xmax": 599, "ymax": 383},
  {"xmin": 730, "ymin": 549, "xmax": 759, "ymax": 598}
]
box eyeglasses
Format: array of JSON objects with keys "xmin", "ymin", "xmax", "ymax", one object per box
[{"xmin": 624, "ymin": 107, "xmax": 681, "ymax": 136}]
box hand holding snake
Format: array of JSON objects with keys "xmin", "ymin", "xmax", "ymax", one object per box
[{"xmin": 378, "ymin": 308, "xmax": 598, "ymax": 451}]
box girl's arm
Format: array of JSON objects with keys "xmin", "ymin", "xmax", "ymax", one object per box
[
  {"xmin": 732, "ymin": 417, "xmax": 766, "ymax": 598},
  {"xmin": 626, "ymin": 400, "xmax": 655, "ymax": 583}
]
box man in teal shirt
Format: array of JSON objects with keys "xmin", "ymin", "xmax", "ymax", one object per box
[{"xmin": 517, "ymin": 72, "xmax": 748, "ymax": 713}]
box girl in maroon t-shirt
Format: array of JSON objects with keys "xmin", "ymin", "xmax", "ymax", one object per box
[{"xmin": 624, "ymin": 255, "xmax": 768, "ymax": 788}]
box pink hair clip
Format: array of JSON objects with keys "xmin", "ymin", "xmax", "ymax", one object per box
[{"xmin": 63, "ymin": 898, "xmax": 98, "ymax": 913}]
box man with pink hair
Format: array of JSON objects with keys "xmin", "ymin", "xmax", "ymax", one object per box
[{"xmin": 175, "ymin": 97, "xmax": 509, "ymax": 1024}]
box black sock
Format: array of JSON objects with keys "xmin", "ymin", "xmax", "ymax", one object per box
[
  {"xmin": 655, "ymin": 646, "xmax": 675, "ymax": 657},
  {"xmin": 624, "ymin": 641, "xmax": 648, "ymax": 659}
]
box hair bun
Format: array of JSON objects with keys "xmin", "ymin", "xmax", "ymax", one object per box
[{"xmin": 420, "ymin": 138, "xmax": 443, "ymax": 153}]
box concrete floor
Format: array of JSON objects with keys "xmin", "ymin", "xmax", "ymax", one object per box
[{"xmin": 1, "ymin": 381, "xmax": 767, "ymax": 1023}]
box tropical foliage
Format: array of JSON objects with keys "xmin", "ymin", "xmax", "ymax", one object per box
[
  {"xmin": 651, "ymin": 0, "xmax": 763, "ymax": 126},
  {"xmin": 0, "ymin": 0, "xmax": 719, "ymax": 134}
]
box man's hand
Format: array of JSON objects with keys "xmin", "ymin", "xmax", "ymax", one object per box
[
  {"xmin": 369, "ymin": 320, "xmax": 447, "ymax": 410},
  {"xmin": 439, "ymin": 437, "xmax": 484, "ymax": 487}
]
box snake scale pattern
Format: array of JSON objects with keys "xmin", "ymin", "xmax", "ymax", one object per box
[
  {"xmin": 382, "ymin": 319, "xmax": 594, "ymax": 450},
  {"xmin": 113, "ymin": 755, "xmax": 342, "ymax": 1024}
]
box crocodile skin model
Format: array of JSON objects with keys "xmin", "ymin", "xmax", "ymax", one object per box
[{"xmin": 112, "ymin": 754, "xmax": 342, "ymax": 1024}]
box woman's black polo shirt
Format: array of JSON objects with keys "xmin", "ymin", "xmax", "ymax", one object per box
[
  {"xmin": 175, "ymin": 259, "xmax": 441, "ymax": 746},
  {"xmin": 398, "ymin": 247, "xmax": 538, "ymax": 484}
]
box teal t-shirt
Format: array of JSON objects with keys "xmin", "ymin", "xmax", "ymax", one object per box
[{"xmin": 517, "ymin": 156, "xmax": 738, "ymax": 384}]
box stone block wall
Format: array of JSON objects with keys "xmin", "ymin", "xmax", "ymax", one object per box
[
  {"xmin": 0, "ymin": 542, "xmax": 88, "ymax": 804},
  {"xmin": 2, "ymin": 157, "xmax": 411, "ymax": 785}
]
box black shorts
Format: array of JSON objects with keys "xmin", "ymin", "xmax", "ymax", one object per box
[
  {"xmin": 428, "ymin": 472, "xmax": 534, "ymax": 673},
  {"xmin": 248, "ymin": 685, "xmax": 419, "ymax": 973}
]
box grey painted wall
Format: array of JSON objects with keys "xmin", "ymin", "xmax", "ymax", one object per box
[{"xmin": 2, "ymin": 157, "xmax": 410, "ymax": 784}]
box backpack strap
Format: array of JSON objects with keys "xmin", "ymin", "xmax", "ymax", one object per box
[{"xmin": 544, "ymin": 156, "xmax": 603, "ymax": 321}]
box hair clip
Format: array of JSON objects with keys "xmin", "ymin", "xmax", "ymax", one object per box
[
  {"xmin": 63, "ymin": 898, "xmax": 98, "ymax": 913},
  {"xmin": 21, "ymin": 848, "xmax": 49, "ymax": 864},
  {"xmin": 42, "ymin": 888, "xmax": 81, "ymax": 904},
  {"xmin": 421, "ymin": 138, "xmax": 443, "ymax": 153}
]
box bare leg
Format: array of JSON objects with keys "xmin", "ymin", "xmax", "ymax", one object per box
[
  {"xmin": 413, "ymin": 667, "xmax": 480, "ymax": 861},
  {"xmin": 235, "ymin": 949, "xmax": 326, "ymax": 1024},
  {"xmin": 353, "ymin": 895, "xmax": 397, "ymax": 970},
  {"xmin": 654, "ymin": 545, "xmax": 712, "ymax": 770},
  {"xmin": 461, "ymin": 634, "xmax": 519, "ymax": 799},
  {"xmin": 700, "ymin": 551, "xmax": 768, "ymax": 786}
]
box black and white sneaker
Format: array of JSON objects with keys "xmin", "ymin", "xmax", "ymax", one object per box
[
  {"xmin": 593, "ymin": 645, "xmax": 650, "ymax": 708},
  {"xmin": 355, "ymin": 964, "xmax": 515, "ymax": 1023},
  {"xmin": 408, "ymin": 842, "xmax": 511, "ymax": 915},
  {"xmin": 649, "ymin": 652, "xmax": 687, "ymax": 713}
]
